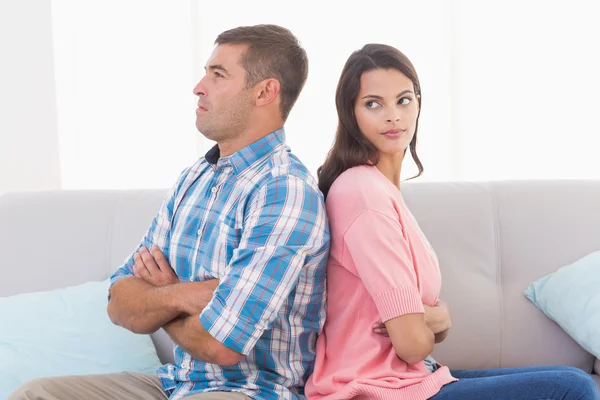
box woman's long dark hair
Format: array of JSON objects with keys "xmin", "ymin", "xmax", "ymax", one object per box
[{"xmin": 317, "ymin": 44, "xmax": 424, "ymax": 199}]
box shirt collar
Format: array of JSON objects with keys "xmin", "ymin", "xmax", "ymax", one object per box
[{"xmin": 204, "ymin": 128, "xmax": 286, "ymax": 175}]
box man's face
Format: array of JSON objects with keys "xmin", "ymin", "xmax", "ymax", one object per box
[{"xmin": 193, "ymin": 44, "xmax": 254, "ymax": 143}]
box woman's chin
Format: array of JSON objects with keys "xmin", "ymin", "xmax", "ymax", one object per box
[{"xmin": 378, "ymin": 145, "xmax": 410, "ymax": 158}]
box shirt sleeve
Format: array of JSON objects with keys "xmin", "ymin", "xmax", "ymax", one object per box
[
  {"xmin": 343, "ymin": 209, "xmax": 424, "ymax": 322},
  {"xmin": 199, "ymin": 175, "xmax": 329, "ymax": 355},
  {"xmin": 108, "ymin": 168, "xmax": 189, "ymax": 293}
]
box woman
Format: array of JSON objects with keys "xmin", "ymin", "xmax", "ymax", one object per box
[{"xmin": 304, "ymin": 43, "xmax": 599, "ymax": 399}]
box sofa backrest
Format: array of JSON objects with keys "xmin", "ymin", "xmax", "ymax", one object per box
[
  {"xmin": 402, "ymin": 180, "xmax": 600, "ymax": 372},
  {"xmin": 0, "ymin": 189, "xmax": 174, "ymax": 363},
  {"xmin": 2, "ymin": 181, "xmax": 599, "ymax": 370}
]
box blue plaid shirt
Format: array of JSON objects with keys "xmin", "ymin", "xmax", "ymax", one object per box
[{"xmin": 110, "ymin": 129, "xmax": 330, "ymax": 399}]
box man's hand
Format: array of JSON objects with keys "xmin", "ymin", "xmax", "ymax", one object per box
[
  {"xmin": 133, "ymin": 246, "xmax": 179, "ymax": 287},
  {"xmin": 130, "ymin": 245, "xmax": 220, "ymax": 321}
]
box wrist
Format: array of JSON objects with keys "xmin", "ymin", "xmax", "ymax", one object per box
[
  {"xmin": 172, "ymin": 280, "xmax": 219, "ymax": 316},
  {"xmin": 156, "ymin": 283, "xmax": 188, "ymax": 315}
]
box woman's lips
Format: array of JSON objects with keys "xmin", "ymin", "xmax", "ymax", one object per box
[{"xmin": 383, "ymin": 129, "xmax": 402, "ymax": 138}]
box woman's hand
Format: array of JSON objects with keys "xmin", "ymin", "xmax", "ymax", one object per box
[
  {"xmin": 373, "ymin": 300, "xmax": 451, "ymax": 342},
  {"xmin": 372, "ymin": 320, "xmax": 389, "ymax": 336},
  {"xmin": 424, "ymin": 300, "xmax": 451, "ymax": 334}
]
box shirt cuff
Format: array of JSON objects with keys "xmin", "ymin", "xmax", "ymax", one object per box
[
  {"xmin": 374, "ymin": 286, "xmax": 424, "ymax": 322},
  {"xmin": 200, "ymin": 297, "xmax": 266, "ymax": 355}
]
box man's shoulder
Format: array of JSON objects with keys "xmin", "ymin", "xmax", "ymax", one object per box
[
  {"xmin": 265, "ymin": 146, "xmax": 311, "ymax": 177},
  {"xmin": 252, "ymin": 147, "xmax": 322, "ymax": 199}
]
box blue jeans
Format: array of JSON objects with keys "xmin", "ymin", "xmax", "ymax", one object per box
[{"xmin": 429, "ymin": 366, "xmax": 599, "ymax": 400}]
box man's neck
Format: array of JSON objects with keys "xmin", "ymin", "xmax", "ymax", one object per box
[{"xmin": 218, "ymin": 122, "xmax": 283, "ymax": 156}]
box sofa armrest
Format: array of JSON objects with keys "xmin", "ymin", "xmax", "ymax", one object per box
[{"xmin": 595, "ymin": 358, "xmax": 600, "ymax": 374}]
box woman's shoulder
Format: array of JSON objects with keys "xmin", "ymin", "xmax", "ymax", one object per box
[
  {"xmin": 327, "ymin": 165, "xmax": 396, "ymax": 218},
  {"xmin": 329, "ymin": 165, "xmax": 380, "ymax": 195}
]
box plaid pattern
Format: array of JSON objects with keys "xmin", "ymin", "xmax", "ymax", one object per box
[{"xmin": 110, "ymin": 129, "xmax": 330, "ymax": 400}]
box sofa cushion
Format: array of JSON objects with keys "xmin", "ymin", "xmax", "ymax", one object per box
[
  {"xmin": 0, "ymin": 280, "xmax": 162, "ymax": 398},
  {"xmin": 524, "ymin": 250, "xmax": 600, "ymax": 359}
]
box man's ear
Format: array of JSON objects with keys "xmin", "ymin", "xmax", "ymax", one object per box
[{"xmin": 255, "ymin": 78, "xmax": 280, "ymax": 107}]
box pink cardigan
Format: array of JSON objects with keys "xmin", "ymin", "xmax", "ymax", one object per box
[{"xmin": 305, "ymin": 166, "xmax": 456, "ymax": 400}]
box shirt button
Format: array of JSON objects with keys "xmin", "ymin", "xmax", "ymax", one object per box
[
  {"xmin": 211, "ymin": 187, "xmax": 217, "ymax": 193},
  {"xmin": 182, "ymin": 360, "xmax": 190, "ymax": 369}
]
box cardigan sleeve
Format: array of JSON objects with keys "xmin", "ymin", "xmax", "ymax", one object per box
[{"xmin": 343, "ymin": 209, "xmax": 424, "ymax": 322}]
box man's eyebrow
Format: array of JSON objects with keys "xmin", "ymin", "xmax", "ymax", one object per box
[{"xmin": 204, "ymin": 64, "xmax": 229, "ymax": 74}]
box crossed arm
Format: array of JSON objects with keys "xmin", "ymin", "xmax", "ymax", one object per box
[
  {"xmin": 345, "ymin": 210, "xmax": 451, "ymax": 365},
  {"xmin": 107, "ymin": 246, "xmax": 243, "ymax": 366},
  {"xmin": 424, "ymin": 301, "xmax": 452, "ymax": 344},
  {"xmin": 107, "ymin": 175, "xmax": 326, "ymax": 368},
  {"xmin": 374, "ymin": 300, "xmax": 452, "ymax": 343}
]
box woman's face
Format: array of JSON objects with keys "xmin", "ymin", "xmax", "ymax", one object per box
[{"xmin": 354, "ymin": 68, "xmax": 419, "ymax": 158}]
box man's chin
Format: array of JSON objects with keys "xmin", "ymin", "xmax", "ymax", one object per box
[
  {"xmin": 196, "ymin": 125, "xmax": 217, "ymax": 141},
  {"xmin": 195, "ymin": 120, "xmax": 208, "ymax": 134}
]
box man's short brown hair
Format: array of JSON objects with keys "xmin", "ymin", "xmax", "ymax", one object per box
[{"xmin": 216, "ymin": 24, "xmax": 308, "ymax": 121}]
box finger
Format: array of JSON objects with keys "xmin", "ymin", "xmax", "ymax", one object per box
[
  {"xmin": 134, "ymin": 253, "xmax": 152, "ymax": 281},
  {"xmin": 151, "ymin": 246, "xmax": 172, "ymax": 272},
  {"xmin": 139, "ymin": 246, "xmax": 160, "ymax": 276},
  {"xmin": 133, "ymin": 253, "xmax": 143, "ymax": 276}
]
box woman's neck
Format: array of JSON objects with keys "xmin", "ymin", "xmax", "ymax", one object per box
[{"xmin": 375, "ymin": 153, "xmax": 404, "ymax": 189}]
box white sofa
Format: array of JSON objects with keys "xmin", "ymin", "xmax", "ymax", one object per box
[{"xmin": 1, "ymin": 180, "xmax": 599, "ymax": 389}]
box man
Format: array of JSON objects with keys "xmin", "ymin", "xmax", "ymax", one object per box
[{"xmin": 10, "ymin": 24, "xmax": 329, "ymax": 400}]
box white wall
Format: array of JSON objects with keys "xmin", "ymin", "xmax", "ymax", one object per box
[
  {"xmin": 51, "ymin": 0, "xmax": 199, "ymax": 189},
  {"xmin": 453, "ymin": 0, "xmax": 600, "ymax": 180},
  {"xmin": 0, "ymin": 0, "xmax": 61, "ymax": 194},
  {"xmin": 2, "ymin": 1, "xmax": 599, "ymax": 193}
]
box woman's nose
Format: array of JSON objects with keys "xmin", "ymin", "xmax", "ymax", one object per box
[{"xmin": 385, "ymin": 107, "xmax": 401, "ymax": 123}]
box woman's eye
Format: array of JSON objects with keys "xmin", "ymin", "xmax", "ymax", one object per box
[
  {"xmin": 366, "ymin": 101, "xmax": 379, "ymax": 109},
  {"xmin": 215, "ymin": 72, "xmax": 224, "ymax": 78},
  {"xmin": 398, "ymin": 97, "xmax": 411, "ymax": 105}
]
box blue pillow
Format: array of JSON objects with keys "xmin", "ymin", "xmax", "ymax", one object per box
[
  {"xmin": 524, "ymin": 250, "xmax": 600, "ymax": 359},
  {"xmin": 0, "ymin": 280, "xmax": 162, "ymax": 399}
]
